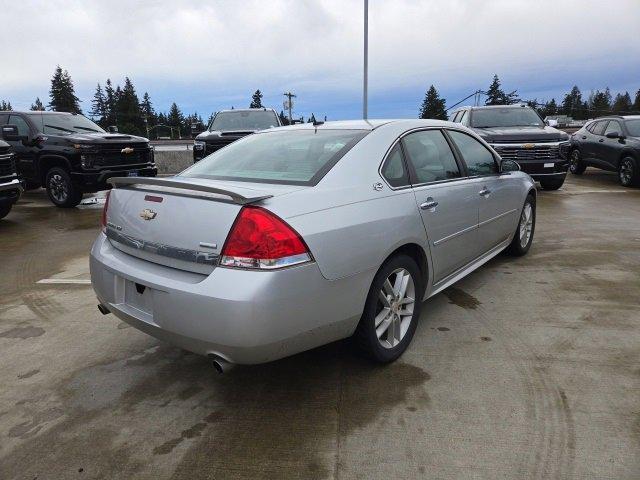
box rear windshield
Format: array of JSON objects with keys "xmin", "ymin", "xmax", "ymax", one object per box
[
  {"xmin": 181, "ymin": 129, "xmax": 368, "ymax": 185},
  {"xmin": 471, "ymin": 107, "xmax": 543, "ymax": 128},
  {"xmin": 210, "ymin": 110, "xmax": 279, "ymax": 131}
]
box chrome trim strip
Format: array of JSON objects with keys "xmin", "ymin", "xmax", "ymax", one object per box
[
  {"xmin": 108, "ymin": 177, "xmax": 273, "ymax": 205},
  {"xmin": 478, "ymin": 209, "xmax": 517, "ymax": 228},
  {"xmin": 433, "ymin": 224, "xmax": 477, "ymax": 246},
  {"xmin": 0, "ymin": 178, "xmax": 23, "ymax": 193},
  {"xmin": 105, "ymin": 227, "xmax": 220, "ymax": 266},
  {"xmin": 490, "ymin": 141, "xmax": 569, "ymax": 148}
]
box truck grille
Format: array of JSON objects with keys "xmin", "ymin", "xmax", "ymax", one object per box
[
  {"xmin": 86, "ymin": 146, "xmax": 152, "ymax": 168},
  {"xmin": 493, "ymin": 145, "xmax": 560, "ymax": 161},
  {"xmin": 0, "ymin": 152, "xmax": 16, "ymax": 177}
]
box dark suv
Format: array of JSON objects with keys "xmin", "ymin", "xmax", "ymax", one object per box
[
  {"xmin": 568, "ymin": 115, "xmax": 640, "ymax": 187},
  {"xmin": 0, "ymin": 125, "xmax": 23, "ymax": 219},
  {"xmin": 193, "ymin": 108, "xmax": 281, "ymax": 162},
  {"xmin": 0, "ymin": 111, "xmax": 157, "ymax": 207},
  {"xmin": 450, "ymin": 104, "xmax": 570, "ymax": 190}
]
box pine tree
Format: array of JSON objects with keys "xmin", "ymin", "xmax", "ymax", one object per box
[
  {"xmin": 0, "ymin": 100, "xmax": 12, "ymax": 111},
  {"xmin": 612, "ymin": 92, "xmax": 632, "ymax": 114},
  {"xmin": 104, "ymin": 79, "xmax": 117, "ymax": 127},
  {"xmin": 115, "ymin": 77, "xmax": 144, "ymax": 135},
  {"xmin": 250, "ymin": 90, "xmax": 263, "ymax": 108},
  {"xmin": 540, "ymin": 98, "xmax": 558, "ymax": 118},
  {"xmin": 140, "ymin": 92, "xmax": 156, "ymax": 127},
  {"xmin": 634, "ymin": 89, "xmax": 640, "ymax": 113},
  {"xmin": 484, "ymin": 75, "xmax": 518, "ymax": 105},
  {"xmin": 418, "ymin": 85, "xmax": 447, "ymax": 120},
  {"xmin": 167, "ymin": 103, "xmax": 184, "ymax": 139},
  {"xmin": 48, "ymin": 66, "xmax": 82, "ymax": 113},
  {"xmin": 90, "ymin": 84, "xmax": 107, "ymax": 125},
  {"xmin": 589, "ymin": 88, "xmax": 612, "ymax": 116},
  {"xmin": 560, "ymin": 86, "xmax": 587, "ymax": 119},
  {"xmin": 30, "ymin": 97, "xmax": 45, "ymax": 111}
]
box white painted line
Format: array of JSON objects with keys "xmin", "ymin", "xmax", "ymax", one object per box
[{"xmin": 36, "ymin": 279, "xmax": 92, "ymax": 285}]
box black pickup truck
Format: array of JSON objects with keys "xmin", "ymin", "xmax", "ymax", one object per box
[
  {"xmin": 0, "ymin": 111, "xmax": 157, "ymax": 207},
  {"xmin": 449, "ymin": 104, "xmax": 571, "ymax": 190},
  {"xmin": 0, "ymin": 125, "xmax": 23, "ymax": 219}
]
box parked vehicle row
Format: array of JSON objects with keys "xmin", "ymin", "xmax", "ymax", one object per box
[
  {"xmin": 568, "ymin": 115, "xmax": 640, "ymax": 187},
  {"xmin": 0, "ymin": 111, "xmax": 157, "ymax": 207},
  {"xmin": 449, "ymin": 104, "xmax": 571, "ymax": 190},
  {"xmin": 91, "ymin": 119, "xmax": 536, "ymax": 368}
]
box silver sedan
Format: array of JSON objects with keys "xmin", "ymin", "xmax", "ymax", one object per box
[{"xmin": 90, "ymin": 119, "xmax": 536, "ymax": 368}]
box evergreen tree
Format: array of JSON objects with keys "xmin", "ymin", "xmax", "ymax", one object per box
[
  {"xmin": 589, "ymin": 88, "xmax": 612, "ymax": 116},
  {"xmin": 250, "ymin": 90, "xmax": 263, "ymax": 108},
  {"xmin": 484, "ymin": 74, "xmax": 519, "ymax": 106},
  {"xmin": 612, "ymin": 92, "xmax": 632, "ymax": 114},
  {"xmin": 634, "ymin": 89, "xmax": 640, "ymax": 113},
  {"xmin": 115, "ymin": 77, "xmax": 144, "ymax": 135},
  {"xmin": 167, "ymin": 103, "xmax": 184, "ymax": 139},
  {"xmin": 48, "ymin": 66, "xmax": 82, "ymax": 113},
  {"xmin": 540, "ymin": 98, "xmax": 558, "ymax": 118},
  {"xmin": 0, "ymin": 100, "xmax": 12, "ymax": 111},
  {"xmin": 418, "ymin": 85, "xmax": 447, "ymax": 120},
  {"xmin": 560, "ymin": 86, "xmax": 587, "ymax": 119},
  {"xmin": 90, "ymin": 84, "xmax": 107, "ymax": 125},
  {"xmin": 104, "ymin": 79, "xmax": 117, "ymax": 126},
  {"xmin": 140, "ymin": 92, "xmax": 157, "ymax": 127},
  {"xmin": 30, "ymin": 97, "xmax": 45, "ymax": 111}
]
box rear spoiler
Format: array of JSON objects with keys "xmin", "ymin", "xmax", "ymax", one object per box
[{"xmin": 108, "ymin": 177, "xmax": 272, "ymax": 205}]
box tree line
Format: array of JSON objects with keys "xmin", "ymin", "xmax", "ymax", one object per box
[{"xmin": 418, "ymin": 74, "xmax": 640, "ymax": 121}]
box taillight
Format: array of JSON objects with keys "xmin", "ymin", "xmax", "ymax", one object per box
[
  {"xmin": 101, "ymin": 190, "xmax": 111, "ymax": 231},
  {"xmin": 220, "ymin": 206, "xmax": 312, "ymax": 270}
]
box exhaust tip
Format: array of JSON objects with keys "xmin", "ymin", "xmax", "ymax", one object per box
[
  {"xmin": 97, "ymin": 304, "xmax": 111, "ymax": 315},
  {"xmin": 208, "ymin": 353, "xmax": 233, "ymax": 374}
]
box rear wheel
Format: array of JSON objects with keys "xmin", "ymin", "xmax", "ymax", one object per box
[
  {"xmin": 539, "ymin": 177, "xmax": 565, "ymax": 190},
  {"xmin": 618, "ymin": 157, "xmax": 639, "ymax": 187},
  {"xmin": 0, "ymin": 203, "xmax": 12, "ymax": 219},
  {"xmin": 569, "ymin": 149, "xmax": 586, "ymax": 175},
  {"xmin": 354, "ymin": 254, "xmax": 423, "ymax": 363},
  {"xmin": 45, "ymin": 167, "xmax": 82, "ymax": 208},
  {"xmin": 507, "ymin": 194, "xmax": 535, "ymax": 256}
]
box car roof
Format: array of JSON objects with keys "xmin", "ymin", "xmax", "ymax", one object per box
[
  {"xmin": 6, "ymin": 111, "xmax": 76, "ymax": 115},
  {"xmin": 274, "ymin": 119, "xmax": 455, "ymax": 132},
  {"xmin": 216, "ymin": 108, "xmax": 277, "ymax": 114}
]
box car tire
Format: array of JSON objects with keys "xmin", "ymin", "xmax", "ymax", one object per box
[
  {"xmin": 0, "ymin": 203, "xmax": 12, "ymax": 219},
  {"xmin": 569, "ymin": 149, "xmax": 586, "ymax": 175},
  {"xmin": 507, "ymin": 194, "xmax": 536, "ymax": 257},
  {"xmin": 354, "ymin": 254, "xmax": 424, "ymax": 363},
  {"xmin": 618, "ymin": 157, "xmax": 639, "ymax": 187},
  {"xmin": 539, "ymin": 177, "xmax": 565, "ymax": 190},
  {"xmin": 45, "ymin": 167, "xmax": 82, "ymax": 208}
]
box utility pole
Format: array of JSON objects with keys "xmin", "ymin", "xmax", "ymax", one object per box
[
  {"xmin": 363, "ymin": 0, "xmax": 368, "ymax": 119},
  {"xmin": 283, "ymin": 92, "xmax": 296, "ymax": 124}
]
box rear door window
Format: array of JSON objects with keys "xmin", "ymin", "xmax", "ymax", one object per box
[
  {"xmin": 402, "ymin": 130, "xmax": 461, "ymax": 184},
  {"xmin": 447, "ymin": 130, "xmax": 497, "ymax": 176},
  {"xmin": 8, "ymin": 115, "xmax": 30, "ymax": 136},
  {"xmin": 592, "ymin": 121, "xmax": 608, "ymax": 136},
  {"xmin": 381, "ymin": 143, "xmax": 410, "ymax": 187}
]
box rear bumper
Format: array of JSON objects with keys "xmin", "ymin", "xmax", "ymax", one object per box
[
  {"xmin": 71, "ymin": 165, "xmax": 157, "ymax": 190},
  {"xmin": 90, "ymin": 233, "xmax": 369, "ymax": 364}
]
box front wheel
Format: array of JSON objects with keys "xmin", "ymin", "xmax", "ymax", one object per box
[
  {"xmin": 0, "ymin": 203, "xmax": 12, "ymax": 219},
  {"xmin": 354, "ymin": 254, "xmax": 423, "ymax": 363},
  {"xmin": 569, "ymin": 149, "xmax": 586, "ymax": 175},
  {"xmin": 619, "ymin": 157, "xmax": 639, "ymax": 187},
  {"xmin": 45, "ymin": 167, "xmax": 82, "ymax": 208},
  {"xmin": 507, "ymin": 194, "xmax": 536, "ymax": 256},
  {"xmin": 539, "ymin": 177, "xmax": 565, "ymax": 190}
]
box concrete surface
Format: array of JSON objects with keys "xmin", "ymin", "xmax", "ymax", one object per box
[
  {"xmin": 154, "ymin": 150, "xmax": 192, "ymax": 175},
  {"xmin": 0, "ymin": 169, "xmax": 638, "ymax": 480}
]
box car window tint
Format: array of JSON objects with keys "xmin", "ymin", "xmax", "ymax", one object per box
[
  {"xmin": 8, "ymin": 115, "xmax": 30, "ymax": 136},
  {"xmin": 459, "ymin": 110, "xmax": 469, "ymax": 125},
  {"xmin": 403, "ymin": 130, "xmax": 460, "ymax": 183},
  {"xmin": 604, "ymin": 121, "xmax": 621, "ymax": 136},
  {"xmin": 592, "ymin": 121, "xmax": 608, "ymax": 136},
  {"xmin": 447, "ymin": 130, "xmax": 497, "ymax": 176},
  {"xmin": 381, "ymin": 143, "xmax": 410, "ymax": 187}
]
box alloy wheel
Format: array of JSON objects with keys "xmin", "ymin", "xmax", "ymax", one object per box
[
  {"xmin": 570, "ymin": 150, "xmax": 581, "ymax": 173},
  {"xmin": 49, "ymin": 174, "xmax": 68, "ymax": 203},
  {"xmin": 375, "ymin": 268, "xmax": 415, "ymax": 349},
  {"xmin": 519, "ymin": 203, "xmax": 533, "ymax": 248},
  {"xmin": 620, "ymin": 160, "xmax": 633, "ymax": 186}
]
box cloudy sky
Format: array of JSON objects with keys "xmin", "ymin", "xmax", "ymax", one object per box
[{"xmin": 2, "ymin": 0, "xmax": 639, "ymax": 119}]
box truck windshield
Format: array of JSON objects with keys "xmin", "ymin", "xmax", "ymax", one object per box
[
  {"xmin": 27, "ymin": 113, "xmax": 105, "ymax": 134},
  {"xmin": 471, "ymin": 108, "xmax": 544, "ymax": 128},
  {"xmin": 210, "ymin": 111, "xmax": 279, "ymax": 131},
  {"xmin": 625, "ymin": 119, "xmax": 640, "ymax": 137},
  {"xmin": 182, "ymin": 129, "xmax": 368, "ymax": 185}
]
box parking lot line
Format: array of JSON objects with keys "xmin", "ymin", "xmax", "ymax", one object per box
[{"xmin": 36, "ymin": 278, "xmax": 92, "ymax": 285}]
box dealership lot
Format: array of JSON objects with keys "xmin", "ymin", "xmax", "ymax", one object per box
[{"xmin": 0, "ymin": 170, "xmax": 639, "ymax": 479}]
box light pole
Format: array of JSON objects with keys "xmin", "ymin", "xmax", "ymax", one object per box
[
  {"xmin": 363, "ymin": 0, "xmax": 368, "ymax": 120},
  {"xmin": 283, "ymin": 92, "xmax": 296, "ymax": 124}
]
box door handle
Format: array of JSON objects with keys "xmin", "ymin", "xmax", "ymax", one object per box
[
  {"xmin": 420, "ymin": 198, "xmax": 438, "ymax": 210},
  {"xmin": 598, "ymin": 139, "xmax": 604, "ymax": 143},
  {"xmin": 479, "ymin": 188, "xmax": 491, "ymax": 197},
  {"xmin": 581, "ymin": 136, "xmax": 587, "ymax": 139}
]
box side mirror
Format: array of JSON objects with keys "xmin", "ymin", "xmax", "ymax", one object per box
[
  {"xmin": 107, "ymin": 125, "xmax": 119, "ymax": 133},
  {"xmin": 1, "ymin": 124, "xmax": 26, "ymax": 142},
  {"xmin": 500, "ymin": 159, "xmax": 520, "ymax": 173},
  {"xmin": 605, "ymin": 131, "xmax": 623, "ymax": 139}
]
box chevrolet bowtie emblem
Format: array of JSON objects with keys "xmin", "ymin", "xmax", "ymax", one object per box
[
  {"xmin": 140, "ymin": 208, "xmax": 157, "ymax": 221},
  {"xmin": 522, "ymin": 143, "xmax": 535, "ymax": 149},
  {"xmin": 121, "ymin": 147, "xmax": 134, "ymax": 154}
]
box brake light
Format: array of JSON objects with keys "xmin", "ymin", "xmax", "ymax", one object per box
[
  {"xmin": 220, "ymin": 206, "xmax": 312, "ymax": 269},
  {"xmin": 101, "ymin": 190, "xmax": 111, "ymax": 231}
]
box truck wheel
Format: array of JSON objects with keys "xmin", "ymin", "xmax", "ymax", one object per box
[
  {"xmin": 569, "ymin": 149, "xmax": 586, "ymax": 175},
  {"xmin": 45, "ymin": 167, "xmax": 82, "ymax": 208},
  {"xmin": 619, "ymin": 157, "xmax": 639, "ymax": 187},
  {"xmin": 0, "ymin": 203, "xmax": 12, "ymax": 219},
  {"xmin": 539, "ymin": 177, "xmax": 565, "ymax": 190}
]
